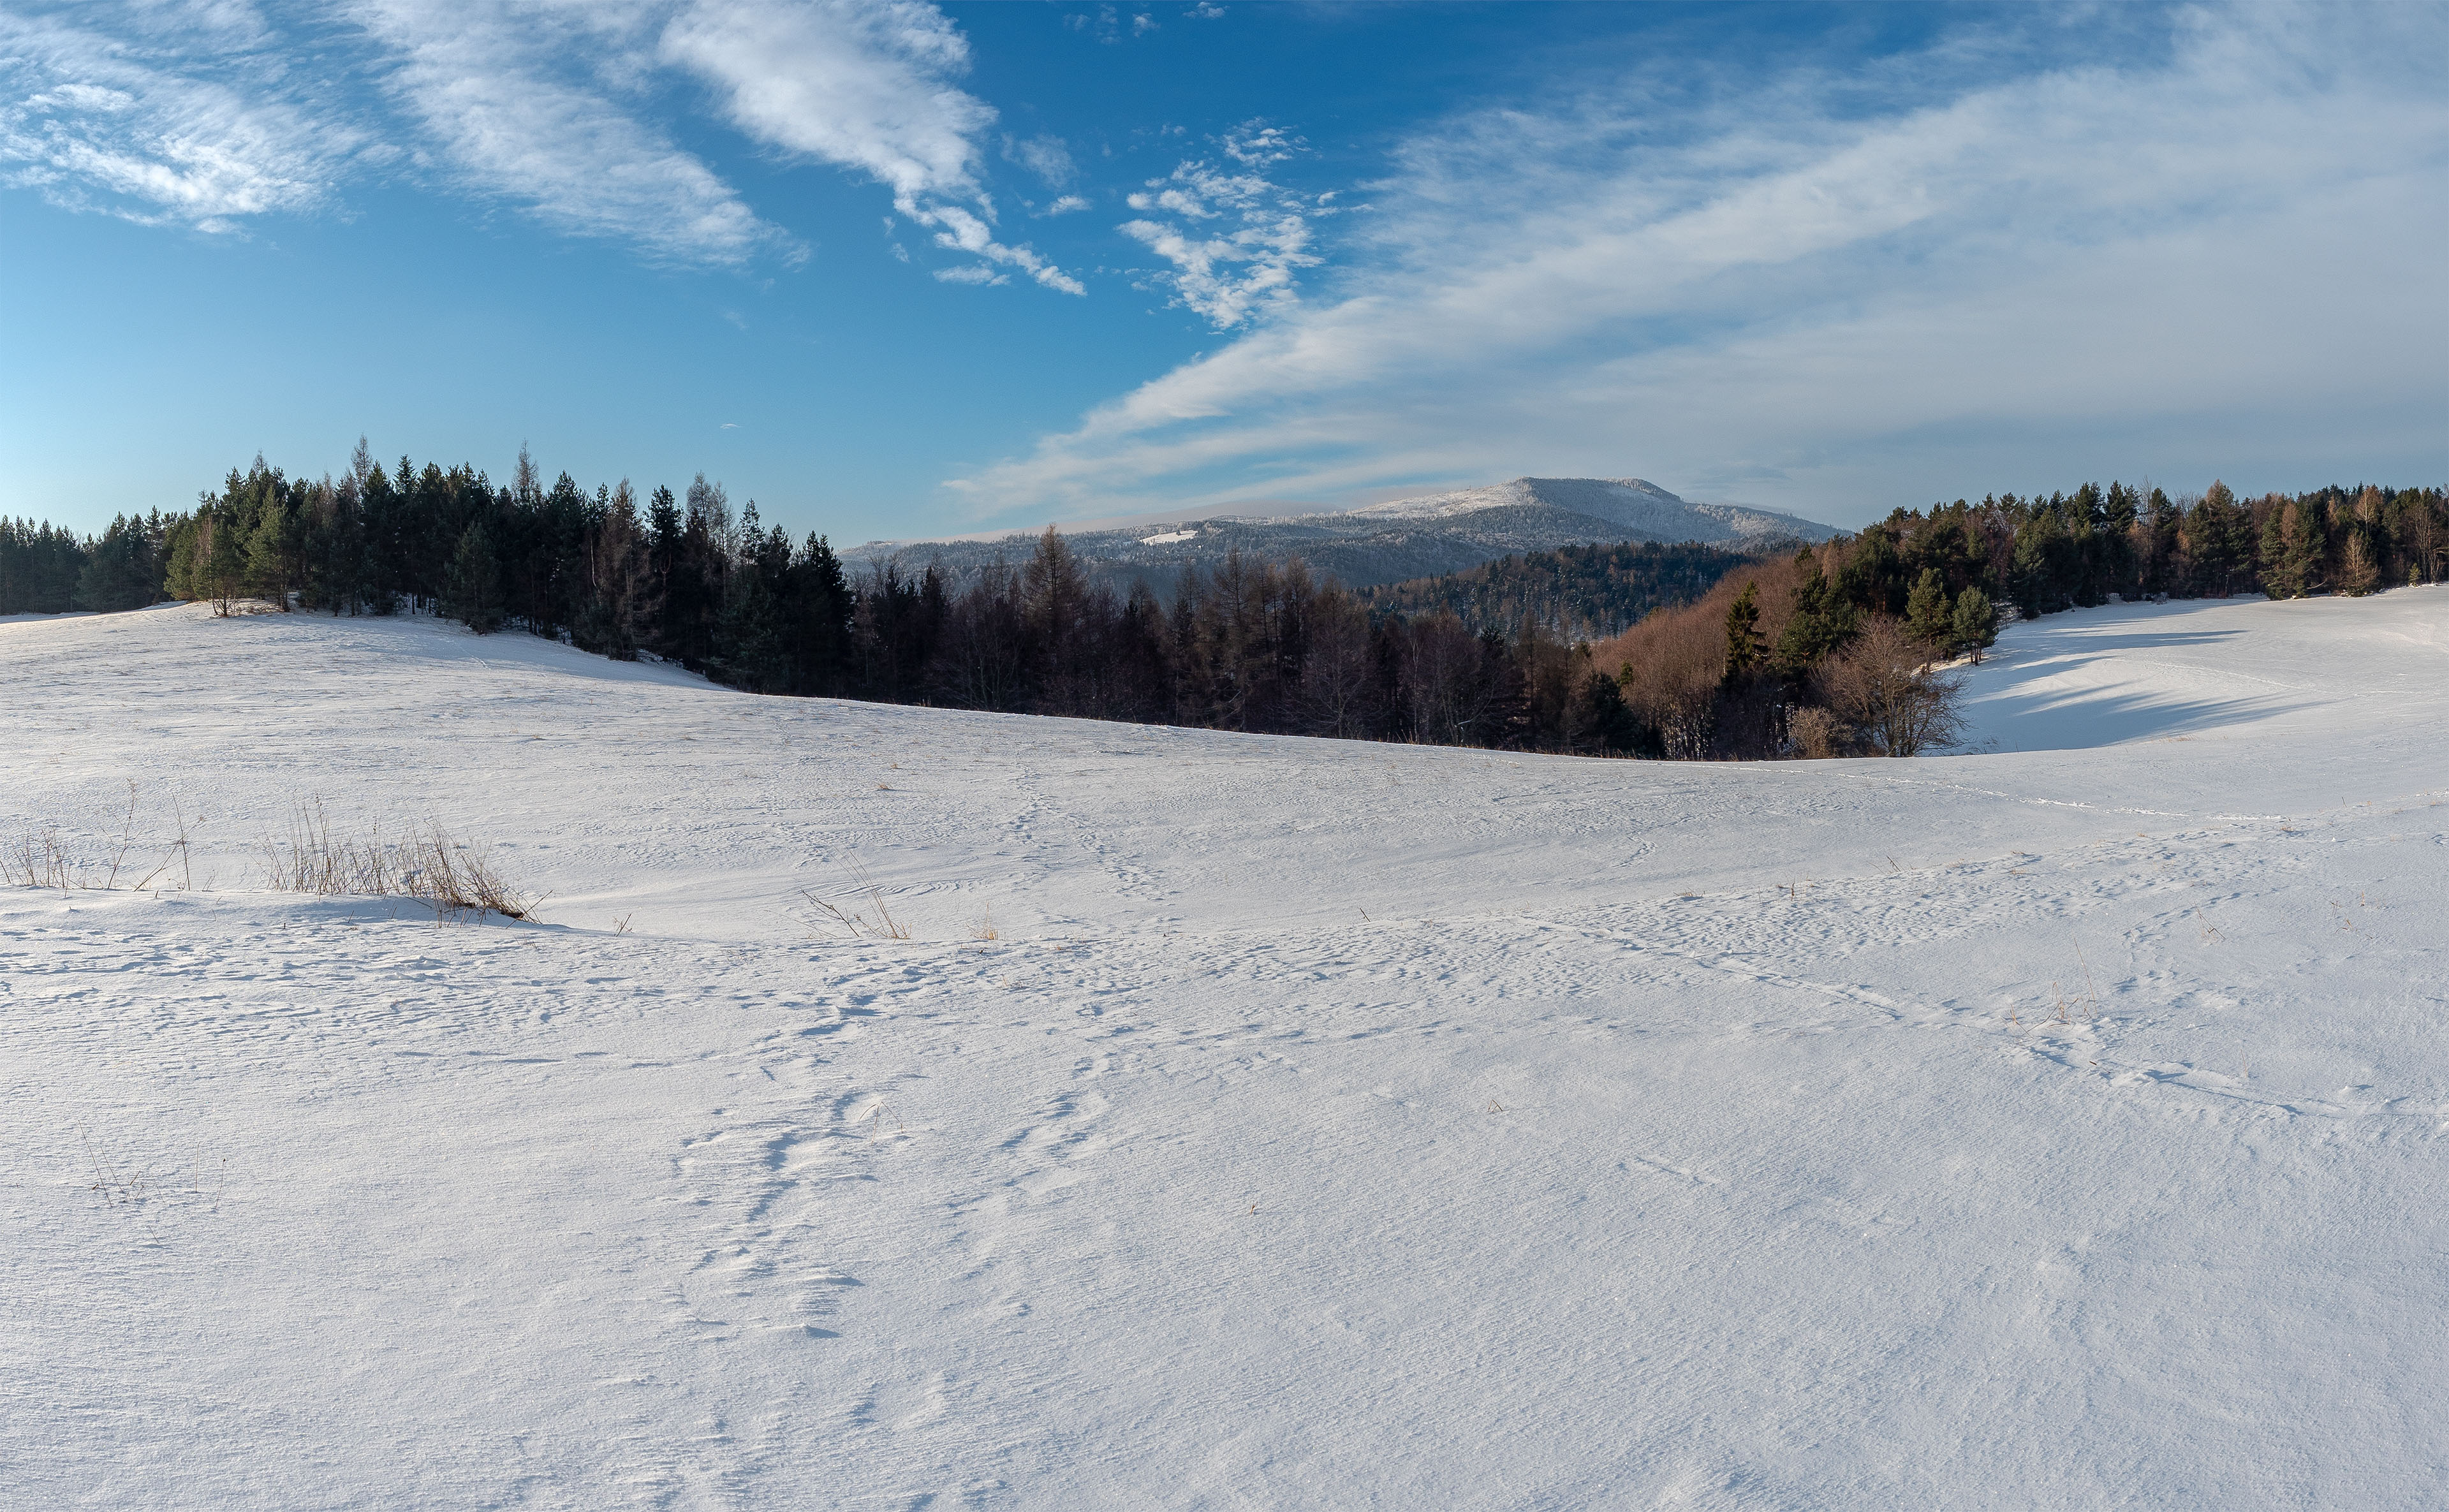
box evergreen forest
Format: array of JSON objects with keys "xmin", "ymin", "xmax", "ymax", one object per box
[{"xmin": 5, "ymin": 448, "xmax": 2441, "ymax": 760}]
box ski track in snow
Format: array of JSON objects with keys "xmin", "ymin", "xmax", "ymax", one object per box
[{"xmin": 3, "ymin": 591, "xmax": 2446, "ymax": 1508}]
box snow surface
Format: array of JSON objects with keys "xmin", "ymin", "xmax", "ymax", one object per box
[{"xmin": 3, "ymin": 592, "xmax": 2445, "ymax": 1509}]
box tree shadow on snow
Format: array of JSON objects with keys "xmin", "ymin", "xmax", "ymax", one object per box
[
  {"xmin": 339, "ymin": 612, "xmax": 715, "ymax": 693},
  {"xmin": 1962, "ymin": 600, "xmax": 2323, "ymax": 751}
]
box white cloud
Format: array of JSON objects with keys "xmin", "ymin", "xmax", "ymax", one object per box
[
  {"xmin": 666, "ymin": 0, "xmax": 1083, "ymax": 293},
  {"xmin": 1064, "ymin": 4, "xmax": 1150, "ymax": 47},
  {"xmin": 952, "ymin": 4, "xmax": 2449, "ymax": 524},
  {"xmin": 1119, "ymin": 121, "xmax": 1326, "ymax": 328},
  {"xmin": 1001, "ymin": 131, "xmax": 1073, "ymax": 187},
  {"xmin": 1219, "ymin": 122, "xmax": 1293, "ymax": 167},
  {"xmin": 933, "ymin": 263, "xmax": 1004, "ymax": 285},
  {"xmin": 908, "ymin": 200, "xmax": 1077, "ymax": 293},
  {"xmin": 661, "ymin": 0, "xmax": 987, "ymax": 203},
  {"xmin": 1039, "ymin": 193, "xmax": 1089, "ymax": 216},
  {"xmin": 0, "ymin": 5, "xmax": 358, "ymax": 229},
  {"xmin": 354, "ymin": 0, "xmax": 779, "ymax": 264},
  {"xmin": 4, "ymin": 0, "xmax": 1082, "ymax": 289}
]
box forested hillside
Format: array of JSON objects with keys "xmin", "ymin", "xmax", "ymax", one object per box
[
  {"xmin": 6, "ymin": 453, "xmax": 2440, "ymax": 761},
  {"xmin": 1358, "ymin": 540, "xmax": 1760, "ymax": 640}
]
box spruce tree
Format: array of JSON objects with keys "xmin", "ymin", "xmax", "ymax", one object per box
[
  {"xmin": 790, "ymin": 534, "xmax": 854, "ymax": 695},
  {"xmin": 75, "ymin": 515, "xmax": 160, "ymax": 612},
  {"xmin": 1722, "ymin": 581, "xmax": 1764, "ymax": 682}
]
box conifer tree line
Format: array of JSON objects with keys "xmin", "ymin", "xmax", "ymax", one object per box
[{"xmin": 4, "ymin": 452, "xmax": 2440, "ymax": 759}]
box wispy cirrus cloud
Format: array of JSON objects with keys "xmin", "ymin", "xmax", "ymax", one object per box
[
  {"xmin": 350, "ymin": 0, "xmax": 781, "ymax": 264},
  {"xmin": 1001, "ymin": 131, "xmax": 1074, "ymax": 187},
  {"xmin": 0, "ymin": 3, "xmax": 361, "ymax": 230},
  {"xmin": 952, "ymin": 3, "xmax": 2449, "ymax": 524},
  {"xmin": 4, "ymin": 0, "xmax": 1083, "ymax": 284},
  {"xmin": 665, "ymin": 0, "xmax": 1082, "ymax": 291}
]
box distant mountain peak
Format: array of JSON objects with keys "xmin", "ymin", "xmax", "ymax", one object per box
[{"xmin": 1343, "ymin": 475, "xmax": 1830, "ymax": 545}]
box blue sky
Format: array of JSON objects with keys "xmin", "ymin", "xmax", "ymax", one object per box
[{"xmin": 3, "ymin": 1, "xmax": 2443, "ymax": 543}]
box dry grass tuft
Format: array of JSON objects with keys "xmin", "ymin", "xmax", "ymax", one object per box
[
  {"xmin": 80, "ymin": 1124, "xmax": 224, "ymax": 1212},
  {"xmin": 804, "ymin": 860, "xmax": 913, "ymax": 941},
  {"xmin": 1, "ymin": 823, "xmax": 79, "ymax": 890},
  {"xmin": 258, "ymin": 799, "xmax": 538, "ymax": 920},
  {"xmin": 2033, "ymin": 941, "xmax": 2110, "ymax": 1028},
  {"xmin": 2, "ymin": 782, "xmax": 193, "ymax": 892}
]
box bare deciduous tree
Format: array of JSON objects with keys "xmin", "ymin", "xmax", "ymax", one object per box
[
  {"xmin": 1819, "ymin": 616, "xmax": 1966, "ymax": 756},
  {"xmin": 1298, "ymin": 590, "xmax": 1376, "ymax": 738}
]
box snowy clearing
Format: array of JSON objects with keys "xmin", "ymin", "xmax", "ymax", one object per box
[{"xmin": 3, "ymin": 591, "xmax": 2445, "ymax": 1509}]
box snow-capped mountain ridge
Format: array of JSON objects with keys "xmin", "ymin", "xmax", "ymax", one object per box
[{"xmin": 1344, "ymin": 476, "xmax": 1827, "ymax": 544}]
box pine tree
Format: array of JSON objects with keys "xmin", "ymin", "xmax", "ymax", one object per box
[
  {"xmin": 575, "ymin": 480, "xmax": 653, "ymax": 657},
  {"xmin": 2188, "ymin": 482, "xmax": 2246, "ymax": 596},
  {"xmin": 203, "ymin": 509, "xmax": 247, "ymax": 616},
  {"xmin": 305, "ymin": 476, "xmax": 367, "ymax": 614},
  {"xmin": 1950, "ymin": 587, "xmax": 1997, "ymax": 664},
  {"xmin": 2286, "ymin": 497, "xmax": 2325, "ymax": 594},
  {"xmin": 1905, "ymin": 568, "xmax": 1951, "ymax": 646},
  {"xmin": 443, "ymin": 520, "xmax": 504, "ymax": 633},
  {"xmin": 2141, "ymin": 487, "xmax": 2181, "ymax": 595},
  {"xmin": 2103, "ymin": 482, "xmax": 2142, "ymax": 596},
  {"xmin": 2009, "ymin": 508, "xmax": 2068, "ymax": 616},
  {"xmin": 161, "ymin": 512, "xmax": 201, "ymax": 603},
  {"xmin": 713, "ymin": 566, "xmax": 786, "ymax": 691},
  {"xmin": 244, "ymin": 499, "xmax": 297, "ymax": 609},
  {"xmin": 1564, "ymin": 664, "xmax": 1641, "ymax": 753},
  {"xmin": 1774, "ymin": 551, "xmax": 1855, "ymax": 673},
  {"xmin": 2259, "ymin": 500, "xmax": 2318, "ymax": 599}
]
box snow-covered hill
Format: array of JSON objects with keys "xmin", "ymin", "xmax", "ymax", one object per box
[
  {"xmin": 843, "ymin": 476, "xmax": 1834, "ymax": 596},
  {"xmin": 3, "ymin": 591, "xmax": 2443, "ymax": 1508}
]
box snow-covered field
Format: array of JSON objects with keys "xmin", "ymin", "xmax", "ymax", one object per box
[{"xmin": 4, "ymin": 591, "xmax": 2443, "ymax": 1509}]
